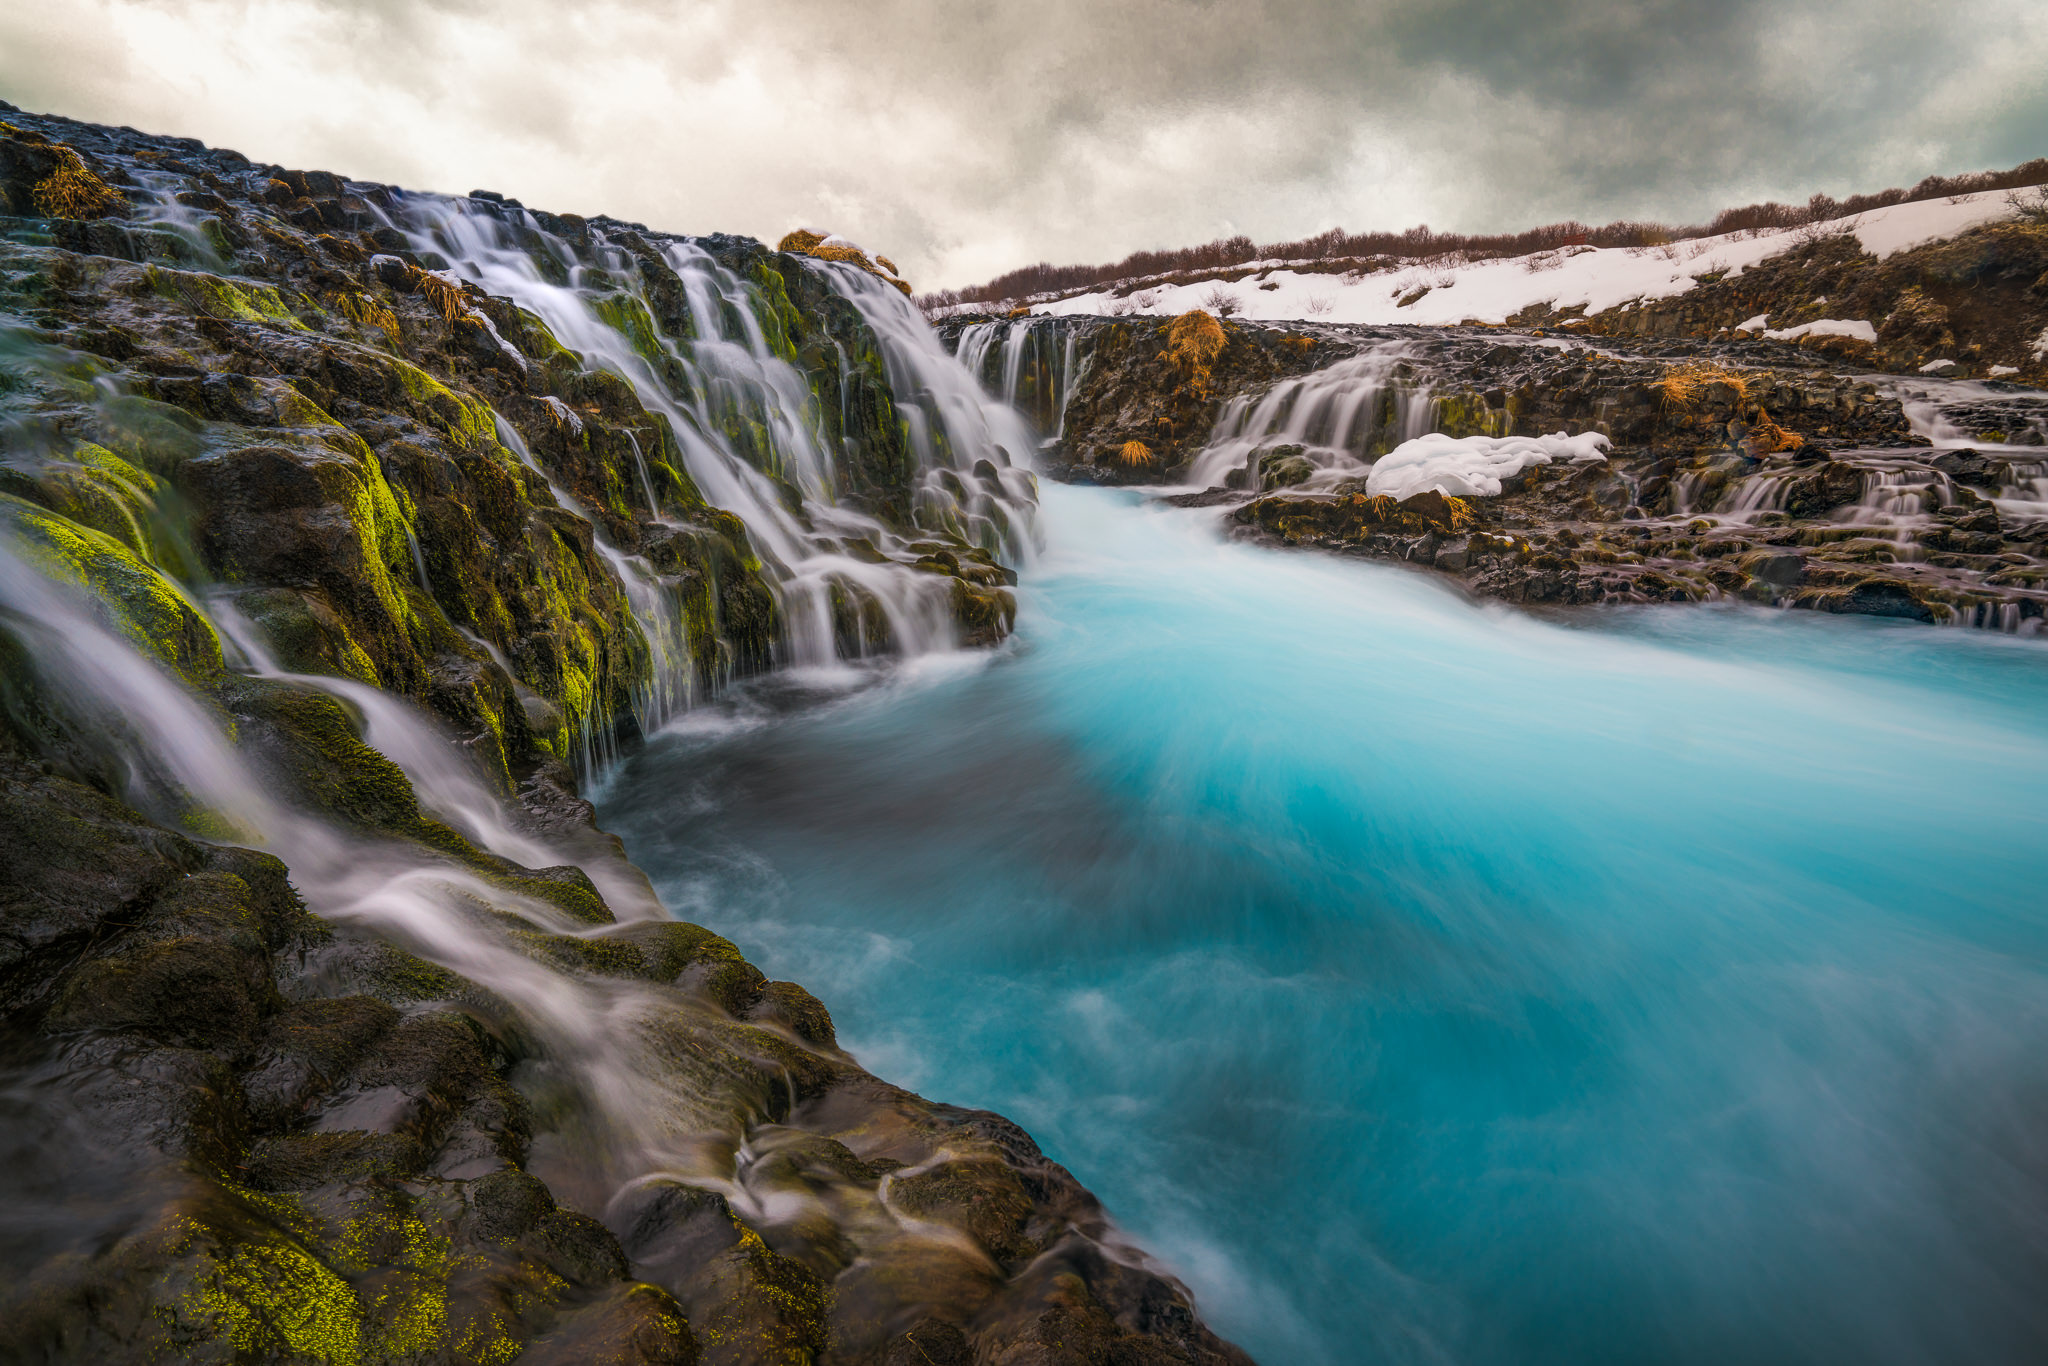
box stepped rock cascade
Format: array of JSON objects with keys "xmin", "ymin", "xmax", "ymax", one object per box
[
  {"xmin": 378, "ymin": 194, "xmax": 1040, "ymax": 676},
  {"xmin": 0, "ymin": 107, "xmax": 1246, "ymax": 1366},
  {"xmin": 1183, "ymin": 344, "xmax": 1436, "ymax": 491}
]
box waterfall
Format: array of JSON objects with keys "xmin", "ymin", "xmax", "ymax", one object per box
[
  {"xmin": 1184, "ymin": 343, "xmax": 1433, "ymax": 490},
  {"xmin": 375, "ymin": 198, "xmax": 1037, "ymax": 683},
  {"xmin": 0, "ymin": 532, "xmax": 843, "ymax": 1219},
  {"xmin": 819, "ymin": 267, "xmax": 1045, "ymax": 552},
  {"xmin": 947, "ymin": 316, "xmax": 1080, "ymax": 442}
]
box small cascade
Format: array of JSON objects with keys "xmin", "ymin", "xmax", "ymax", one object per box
[
  {"xmin": 623, "ymin": 430, "xmax": 661, "ymax": 519},
  {"xmin": 949, "ymin": 316, "xmax": 1080, "ymax": 440},
  {"xmin": 1834, "ymin": 463, "xmax": 1949, "ymax": 563},
  {"xmin": 402, "ymin": 522, "xmax": 433, "ymax": 592},
  {"xmin": 1184, "ymin": 343, "xmax": 1432, "ymax": 490},
  {"xmin": 490, "ymin": 414, "xmax": 695, "ymax": 750},
  {"xmin": 375, "ymin": 196, "xmax": 1037, "ymax": 688},
  {"xmin": 1714, "ymin": 472, "xmax": 1794, "ymax": 522},
  {"xmin": 822, "ymin": 266, "xmax": 1045, "ymax": 556},
  {"xmin": 1993, "ymin": 457, "xmax": 2048, "ymax": 521},
  {"xmin": 1056, "ymin": 331, "xmax": 1079, "ymax": 441},
  {"xmin": 124, "ymin": 167, "xmax": 232, "ymax": 268}
]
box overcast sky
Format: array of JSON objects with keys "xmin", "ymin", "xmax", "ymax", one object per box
[{"xmin": 5, "ymin": 1, "xmax": 2045, "ymax": 288}]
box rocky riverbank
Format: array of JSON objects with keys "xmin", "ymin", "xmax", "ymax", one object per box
[
  {"xmin": 946, "ymin": 313, "xmax": 2048, "ymax": 631},
  {"xmin": 0, "ymin": 105, "xmax": 1246, "ymax": 1366}
]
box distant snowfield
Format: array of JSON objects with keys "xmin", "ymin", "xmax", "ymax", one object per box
[{"xmin": 1029, "ymin": 191, "xmax": 2021, "ymax": 328}]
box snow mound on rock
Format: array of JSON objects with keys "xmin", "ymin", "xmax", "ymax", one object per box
[
  {"xmin": 1366, "ymin": 431, "xmax": 1611, "ymax": 501},
  {"xmin": 1764, "ymin": 319, "xmax": 1877, "ymax": 343}
]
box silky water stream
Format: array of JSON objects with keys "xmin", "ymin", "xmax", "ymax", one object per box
[{"xmin": 597, "ymin": 482, "xmax": 2048, "ymax": 1366}]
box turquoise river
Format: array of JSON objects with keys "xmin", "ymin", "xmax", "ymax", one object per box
[{"xmin": 598, "ymin": 482, "xmax": 2048, "ymax": 1366}]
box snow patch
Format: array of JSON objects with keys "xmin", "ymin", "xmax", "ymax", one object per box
[
  {"xmin": 1365, "ymin": 431, "xmax": 1611, "ymax": 501},
  {"xmin": 1764, "ymin": 319, "xmax": 1877, "ymax": 343},
  {"xmin": 1737, "ymin": 313, "xmax": 1771, "ymax": 332},
  {"xmin": 1919, "ymin": 358, "xmax": 1958, "ymax": 375},
  {"xmin": 1990, "ymin": 365, "xmax": 2020, "ymax": 377},
  {"xmin": 1028, "ymin": 191, "xmax": 2019, "ymax": 328}
]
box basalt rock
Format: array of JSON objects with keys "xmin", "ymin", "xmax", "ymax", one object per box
[
  {"xmin": 1100, "ymin": 324, "xmax": 2048, "ymax": 631},
  {"xmin": 1228, "ymin": 444, "xmax": 2048, "ymax": 628}
]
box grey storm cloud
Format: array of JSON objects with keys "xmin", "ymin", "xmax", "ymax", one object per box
[{"xmin": 2, "ymin": 0, "xmax": 2043, "ymax": 287}]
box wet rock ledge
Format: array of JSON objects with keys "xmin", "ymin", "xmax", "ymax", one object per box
[
  {"xmin": 0, "ymin": 104, "xmax": 1247, "ymax": 1366},
  {"xmin": 949, "ymin": 313, "xmax": 2048, "ymax": 631}
]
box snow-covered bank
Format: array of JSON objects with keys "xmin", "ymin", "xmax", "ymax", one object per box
[{"xmin": 1025, "ymin": 191, "xmax": 2024, "ymax": 328}]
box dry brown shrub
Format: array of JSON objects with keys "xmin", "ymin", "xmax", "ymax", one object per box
[
  {"xmin": 408, "ymin": 267, "xmax": 469, "ymax": 324},
  {"xmin": 1653, "ymin": 361, "xmax": 1752, "ymax": 409},
  {"xmin": 1165, "ymin": 309, "xmax": 1228, "ymax": 395},
  {"xmin": 812, "ymin": 243, "xmax": 870, "ymax": 266},
  {"xmin": 1117, "ymin": 440, "xmax": 1155, "ymax": 466},
  {"xmin": 779, "ymin": 230, "xmax": 912, "ymax": 294},
  {"xmin": 1745, "ymin": 410, "xmax": 1805, "ymax": 454},
  {"xmin": 8, "ymin": 126, "xmax": 126, "ymax": 220}
]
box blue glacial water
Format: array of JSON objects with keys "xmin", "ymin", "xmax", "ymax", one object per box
[{"xmin": 597, "ymin": 483, "xmax": 2048, "ymax": 1366}]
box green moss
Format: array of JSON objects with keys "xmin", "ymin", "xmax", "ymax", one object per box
[
  {"xmin": 217, "ymin": 676, "xmax": 424, "ymax": 834},
  {"xmin": 39, "ymin": 440, "xmax": 177, "ymax": 561},
  {"xmin": 511, "ymin": 306, "xmax": 580, "ymax": 368},
  {"xmin": 351, "ymin": 941, "xmax": 471, "ymax": 1004},
  {"xmin": 144, "ymin": 264, "xmax": 305, "ymax": 328},
  {"xmin": 491, "ymin": 864, "xmax": 614, "ymax": 927},
  {"xmin": 592, "ymin": 292, "xmax": 670, "ymax": 368},
  {"xmin": 1433, "ymin": 388, "xmax": 1510, "ymax": 440},
  {"xmin": 695, "ymin": 1222, "xmax": 833, "ymax": 1366},
  {"xmin": 156, "ymin": 1204, "xmax": 365, "ymax": 1364},
  {"xmin": 275, "ymin": 442, "xmax": 425, "ymax": 655},
  {"xmin": 388, "ymin": 358, "xmax": 499, "ymax": 446},
  {"xmin": 0, "ymin": 491, "xmax": 222, "ymax": 684},
  {"xmin": 233, "ymin": 587, "xmax": 383, "ymax": 685},
  {"xmin": 744, "ymin": 259, "xmax": 806, "ymax": 366}
]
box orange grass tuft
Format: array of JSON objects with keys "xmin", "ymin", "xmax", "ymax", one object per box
[
  {"xmin": 409, "ymin": 267, "xmax": 469, "ymax": 324},
  {"xmin": 1164, "ymin": 309, "xmax": 1228, "ymax": 396},
  {"xmin": 1653, "ymin": 361, "xmax": 1752, "ymax": 409}
]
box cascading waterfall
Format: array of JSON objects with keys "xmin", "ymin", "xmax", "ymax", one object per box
[
  {"xmin": 488, "ymin": 411, "xmax": 697, "ymax": 752},
  {"xmin": 0, "ymin": 532, "xmax": 1025, "ymax": 1299},
  {"xmin": 1184, "ymin": 343, "xmax": 1434, "ymax": 490},
  {"xmin": 0, "ymin": 171, "xmax": 1081, "ymax": 1336},
  {"xmin": 375, "ymin": 195, "xmax": 1038, "ymax": 682},
  {"xmin": 950, "ymin": 316, "xmax": 1081, "ymax": 442},
  {"xmin": 822, "ymin": 267, "xmax": 1045, "ymax": 547}
]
